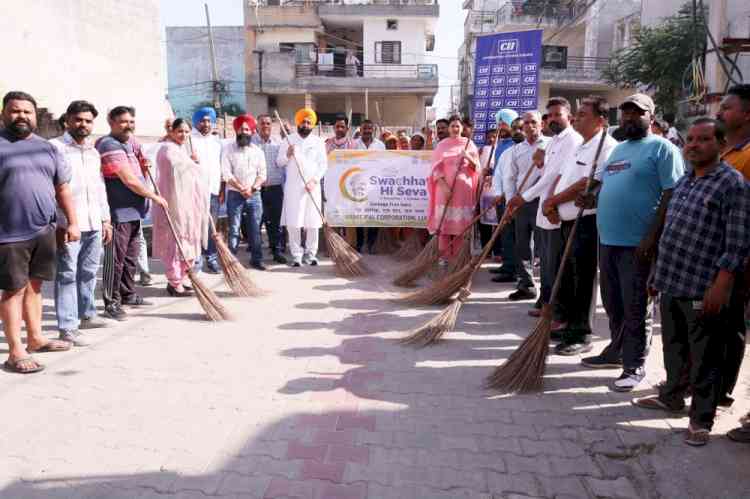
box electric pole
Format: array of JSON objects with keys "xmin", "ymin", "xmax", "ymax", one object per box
[{"xmin": 205, "ymin": 3, "xmax": 223, "ymax": 115}]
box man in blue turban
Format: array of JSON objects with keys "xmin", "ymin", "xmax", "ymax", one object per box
[{"xmin": 192, "ymin": 107, "xmax": 217, "ymax": 128}]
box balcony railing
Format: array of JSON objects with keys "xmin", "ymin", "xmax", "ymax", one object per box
[
  {"xmin": 496, "ymin": 0, "xmax": 588, "ymax": 27},
  {"xmin": 272, "ymin": 0, "xmax": 437, "ymax": 6},
  {"xmin": 295, "ymin": 63, "xmax": 438, "ymax": 80},
  {"xmin": 540, "ymin": 56, "xmax": 610, "ymax": 83}
]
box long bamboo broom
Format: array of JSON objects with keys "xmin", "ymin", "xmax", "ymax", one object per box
[
  {"xmin": 392, "ymin": 139, "xmax": 472, "ymax": 287},
  {"xmin": 187, "ymin": 136, "xmax": 265, "ymax": 297},
  {"xmin": 273, "ymin": 111, "xmax": 368, "ymax": 277},
  {"xmin": 399, "ymin": 163, "xmax": 537, "ymax": 307},
  {"xmin": 144, "ymin": 167, "xmax": 233, "ymax": 321},
  {"xmin": 486, "ymin": 127, "xmax": 608, "ymax": 392}
]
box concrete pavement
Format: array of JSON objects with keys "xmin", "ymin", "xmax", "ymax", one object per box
[{"xmin": 1, "ymin": 254, "xmax": 749, "ymax": 499}]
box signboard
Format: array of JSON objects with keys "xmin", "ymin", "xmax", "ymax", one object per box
[
  {"xmin": 471, "ymin": 29, "xmax": 543, "ymax": 146},
  {"xmin": 324, "ymin": 150, "xmax": 432, "ymax": 228}
]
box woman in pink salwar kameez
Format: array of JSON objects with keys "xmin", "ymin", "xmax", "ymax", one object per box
[
  {"xmin": 153, "ymin": 118, "xmax": 209, "ymax": 296},
  {"xmin": 427, "ymin": 116, "xmax": 480, "ymax": 263}
]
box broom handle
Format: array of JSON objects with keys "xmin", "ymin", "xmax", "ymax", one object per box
[
  {"xmin": 273, "ymin": 111, "xmax": 327, "ymax": 224},
  {"xmin": 144, "ymin": 161, "xmax": 191, "ymax": 269},
  {"xmin": 433, "ymin": 138, "xmax": 473, "ymax": 236},
  {"xmin": 547, "ymin": 127, "xmax": 609, "ymax": 305}
]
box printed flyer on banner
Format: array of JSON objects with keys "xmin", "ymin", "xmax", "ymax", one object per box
[{"xmin": 324, "ymin": 150, "xmax": 432, "ymax": 228}]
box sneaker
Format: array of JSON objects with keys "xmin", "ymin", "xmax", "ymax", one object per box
[
  {"xmin": 139, "ymin": 273, "xmax": 153, "ymax": 286},
  {"xmin": 79, "ymin": 317, "xmax": 109, "ymax": 330},
  {"xmin": 554, "ymin": 341, "xmax": 593, "ymax": 356},
  {"xmin": 612, "ymin": 368, "xmax": 645, "ymax": 392},
  {"xmin": 121, "ymin": 295, "xmax": 153, "ymax": 307},
  {"xmin": 103, "ymin": 304, "xmax": 127, "ymax": 321},
  {"xmin": 684, "ymin": 425, "xmax": 710, "ymax": 446},
  {"xmin": 581, "ymin": 355, "xmax": 623, "ymax": 369},
  {"xmin": 59, "ymin": 330, "xmax": 89, "ymax": 347},
  {"xmin": 273, "ymin": 253, "xmax": 288, "ymax": 264},
  {"xmin": 508, "ymin": 288, "xmax": 536, "ymax": 301}
]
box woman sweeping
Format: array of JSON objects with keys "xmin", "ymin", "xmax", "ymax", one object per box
[
  {"xmin": 153, "ymin": 118, "xmax": 210, "ymax": 297},
  {"xmin": 427, "ymin": 115, "xmax": 480, "ymax": 266}
]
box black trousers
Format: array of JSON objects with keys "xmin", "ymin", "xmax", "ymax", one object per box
[
  {"xmin": 261, "ymin": 185, "xmax": 285, "ymax": 255},
  {"xmin": 102, "ymin": 220, "xmax": 140, "ymax": 307},
  {"xmin": 658, "ymin": 291, "xmax": 745, "ymax": 430},
  {"xmin": 558, "ymin": 215, "xmax": 599, "ymax": 337},
  {"xmin": 513, "ymin": 199, "xmax": 539, "ymax": 290},
  {"xmin": 356, "ymin": 227, "xmax": 378, "ymax": 252}
]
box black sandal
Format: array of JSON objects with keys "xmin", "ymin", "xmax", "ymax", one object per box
[{"xmin": 166, "ymin": 284, "xmax": 192, "ymax": 297}]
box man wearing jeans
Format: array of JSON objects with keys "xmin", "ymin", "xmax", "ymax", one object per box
[
  {"xmin": 191, "ymin": 107, "xmax": 224, "ymax": 273},
  {"xmin": 222, "ymin": 115, "xmax": 267, "ymax": 270},
  {"xmin": 50, "ymin": 100, "xmax": 113, "ymax": 346},
  {"xmin": 577, "ymin": 93, "xmax": 684, "ymax": 392},
  {"xmin": 253, "ymin": 114, "xmax": 286, "ymax": 263}
]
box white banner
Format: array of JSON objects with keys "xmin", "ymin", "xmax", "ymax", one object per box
[{"xmin": 324, "ymin": 150, "xmax": 432, "ymax": 228}]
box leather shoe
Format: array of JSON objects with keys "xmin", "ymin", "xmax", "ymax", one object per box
[
  {"xmin": 508, "ymin": 288, "xmax": 536, "ymax": 301},
  {"xmin": 490, "ymin": 267, "xmax": 513, "ymax": 275},
  {"xmin": 251, "ymin": 262, "xmax": 267, "ymax": 271},
  {"xmin": 273, "ymin": 253, "xmax": 288, "ymax": 264},
  {"xmin": 491, "ymin": 274, "xmax": 517, "ymax": 283}
]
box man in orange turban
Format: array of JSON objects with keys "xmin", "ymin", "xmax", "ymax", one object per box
[{"xmin": 276, "ymin": 108, "xmax": 327, "ymax": 267}]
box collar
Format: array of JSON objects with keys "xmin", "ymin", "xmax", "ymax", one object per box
[
  {"xmin": 63, "ymin": 131, "xmax": 94, "ymax": 150},
  {"xmin": 723, "ymin": 136, "xmax": 750, "ymax": 155},
  {"xmin": 686, "ymin": 161, "xmax": 728, "ymax": 180}
]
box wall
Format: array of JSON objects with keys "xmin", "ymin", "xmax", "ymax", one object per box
[
  {"xmin": 362, "ymin": 17, "xmax": 427, "ymax": 66},
  {"xmin": 0, "ymin": 0, "xmax": 166, "ymax": 138},
  {"xmin": 255, "ymin": 28, "xmax": 318, "ymax": 52},
  {"xmin": 166, "ymin": 26, "xmax": 245, "ymax": 119}
]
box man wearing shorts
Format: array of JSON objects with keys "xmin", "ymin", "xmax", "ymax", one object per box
[{"xmin": 0, "ymin": 91, "xmax": 80, "ymax": 373}]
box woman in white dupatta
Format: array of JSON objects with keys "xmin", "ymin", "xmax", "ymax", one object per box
[{"xmin": 153, "ymin": 118, "xmax": 209, "ymax": 296}]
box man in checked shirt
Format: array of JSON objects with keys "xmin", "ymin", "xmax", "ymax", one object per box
[{"xmin": 633, "ymin": 118, "xmax": 750, "ymax": 447}]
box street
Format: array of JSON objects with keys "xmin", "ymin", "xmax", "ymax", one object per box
[{"xmin": 1, "ymin": 255, "xmax": 749, "ymax": 499}]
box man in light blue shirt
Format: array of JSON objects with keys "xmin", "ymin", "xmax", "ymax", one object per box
[{"xmin": 577, "ymin": 93, "xmax": 684, "ymax": 393}]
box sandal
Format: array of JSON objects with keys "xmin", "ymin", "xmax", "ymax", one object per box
[
  {"xmin": 632, "ymin": 395, "xmax": 685, "ymax": 413},
  {"xmin": 3, "ymin": 356, "xmax": 45, "ymax": 374},
  {"xmin": 685, "ymin": 426, "xmax": 710, "ymax": 446},
  {"xmin": 727, "ymin": 426, "xmax": 750, "ymax": 443},
  {"xmin": 27, "ymin": 339, "xmax": 71, "ymax": 353}
]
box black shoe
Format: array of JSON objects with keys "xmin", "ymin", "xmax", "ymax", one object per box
[
  {"xmin": 166, "ymin": 284, "xmax": 192, "ymax": 297},
  {"xmin": 489, "ymin": 267, "xmax": 510, "ymax": 274},
  {"xmin": 121, "ymin": 295, "xmax": 153, "ymax": 307},
  {"xmin": 308, "ymin": 259, "xmax": 318, "ymax": 266},
  {"xmin": 491, "ymin": 273, "xmax": 517, "ymax": 283},
  {"xmin": 550, "ymin": 329, "xmax": 565, "ymax": 342},
  {"xmin": 581, "ymin": 355, "xmax": 623, "ymax": 369},
  {"xmin": 103, "ymin": 304, "xmax": 127, "ymax": 321},
  {"xmin": 205, "ymin": 262, "xmax": 221, "ymax": 274},
  {"xmin": 555, "ymin": 341, "xmax": 593, "ymax": 356},
  {"xmin": 251, "ymin": 262, "xmax": 267, "ymax": 271},
  {"xmin": 291, "ymin": 261, "xmax": 301, "ymax": 267},
  {"xmin": 273, "ymin": 253, "xmax": 288, "ymax": 264},
  {"xmin": 508, "ymin": 288, "xmax": 536, "ymax": 301},
  {"xmin": 139, "ymin": 273, "xmax": 153, "ymax": 286}
]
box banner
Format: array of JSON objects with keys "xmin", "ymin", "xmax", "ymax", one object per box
[
  {"xmin": 471, "ymin": 29, "xmax": 543, "ymax": 146},
  {"xmin": 324, "ymin": 150, "xmax": 432, "ymax": 228}
]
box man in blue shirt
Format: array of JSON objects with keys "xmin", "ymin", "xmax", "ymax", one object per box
[{"xmin": 577, "ymin": 93, "xmax": 685, "ymax": 392}]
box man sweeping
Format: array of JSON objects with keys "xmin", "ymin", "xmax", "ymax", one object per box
[{"xmin": 276, "ymin": 108, "xmax": 328, "ymax": 267}]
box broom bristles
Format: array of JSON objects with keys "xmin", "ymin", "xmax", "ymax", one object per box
[
  {"xmin": 324, "ymin": 226, "xmax": 370, "ymax": 277},
  {"xmin": 485, "ymin": 305, "xmax": 553, "ymax": 392},
  {"xmin": 391, "ymin": 230, "xmax": 424, "ymax": 261},
  {"xmin": 373, "ymin": 228, "xmax": 401, "ymax": 255},
  {"xmin": 392, "ymin": 237, "xmax": 439, "ymax": 287},
  {"xmin": 444, "ymin": 235, "xmax": 472, "ymax": 277},
  {"xmin": 400, "ymin": 262, "xmax": 473, "ymax": 306},
  {"xmin": 214, "ymin": 234, "xmax": 267, "ymax": 297},
  {"xmin": 187, "ymin": 269, "xmax": 234, "ymax": 321},
  {"xmin": 399, "ymin": 294, "xmax": 465, "ymax": 347}
]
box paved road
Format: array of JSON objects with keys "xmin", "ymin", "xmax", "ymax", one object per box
[{"xmin": 1, "ymin": 254, "xmax": 748, "ymax": 499}]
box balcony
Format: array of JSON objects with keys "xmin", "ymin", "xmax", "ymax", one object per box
[
  {"xmin": 273, "ymin": 0, "xmax": 439, "ymax": 17},
  {"xmin": 541, "ymin": 56, "xmax": 610, "ymax": 86},
  {"xmin": 495, "ymin": 0, "xmax": 588, "ymax": 28},
  {"xmin": 293, "ymin": 62, "xmax": 438, "ymax": 93}
]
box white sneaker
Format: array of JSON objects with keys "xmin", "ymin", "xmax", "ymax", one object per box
[
  {"xmin": 79, "ymin": 317, "xmax": 109, "ymax": 330},
  {"xmin": 612, "ymin": 368, "xmax": 645, "ymax": 392},
  {"xmin": 59, "ymin": 330, "xmax": 90, "ymax": 347}
]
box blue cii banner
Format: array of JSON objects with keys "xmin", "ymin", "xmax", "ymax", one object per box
[{"xmin": 471, "ymin": 29, "xmax": 542, "ymax": 146}]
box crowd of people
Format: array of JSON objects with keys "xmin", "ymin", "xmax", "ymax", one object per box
[{"xmin": 1, "ymin": 84, "xmax": 749, "ymax": 447}]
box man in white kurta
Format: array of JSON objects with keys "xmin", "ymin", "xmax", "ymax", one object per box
[{"xmin": 276, "ymin": 111, "xmax": 328, "ymax": 266}]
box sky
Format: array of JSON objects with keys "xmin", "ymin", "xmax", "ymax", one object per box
[{"xmin": 160, "ymin": 0, "xmax": 465, "ymax": 116}]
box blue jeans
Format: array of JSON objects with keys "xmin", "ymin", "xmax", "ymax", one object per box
[
  {"xmin": 195, "ymin": 194, "xmax": 221, "ymax": 273},
  {"xmin": 54, "ymin": 230, "xmax": 102, "ymax": 331},
  {"xmin": 227, "ymin": 190, "xmax": 263, "ymax": 264}
]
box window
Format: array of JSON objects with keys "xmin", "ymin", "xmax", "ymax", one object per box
[
  {"xmin": 386, "ymin": 19, "xmax": 398, "ymax": 30},
  {"xmin": 375, "ymin": 41, "xmax": 401, "ymax": 64}
]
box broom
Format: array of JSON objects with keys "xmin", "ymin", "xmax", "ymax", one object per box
[
  {"xmin": 187, "ymin": 136, "xmax": 265, "ymax": 298},
  {"xmin": 392, "ymin": 138, "xmax": 473, "ymax": 287},
  {"xmin": 144, "ymin": 167, "xmax": 233, "ymax": 321},
  {"xmin": 273, "ymin": 111, "xmax": 368, "ymax": 277},
  {"xmin": 373, "ymin": 227, "xmax": 401, "ymax": 255},
  {"xmin": 391, "ymin": 229, "xmax": 424, "ymax": 261},
  {"xmin": 485, "ymin": 127, "xmax": 609, "ymax": 392},
  {"xmin": 399, "ymin": 163, "xmax": 537, "ymax": 307}
]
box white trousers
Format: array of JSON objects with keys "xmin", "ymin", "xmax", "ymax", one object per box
[{"xmin": 287, "ymin": 226, "xmax": 319, "ymax": 263}]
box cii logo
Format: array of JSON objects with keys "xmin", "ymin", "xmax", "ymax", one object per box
[{"xmin": 494, "ymin": 39, "xmax": 519, "ymax": 56}]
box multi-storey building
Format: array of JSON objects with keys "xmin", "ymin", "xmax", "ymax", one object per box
[
  {"xmin": 458, "ymin": 0, "xmax": 639, "ymax": 121},
  {"xmin": 244, "ymin": 0, "xmax": 439, "ymax": 128}
]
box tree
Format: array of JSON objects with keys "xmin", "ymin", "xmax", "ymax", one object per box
[{"xmin": 602, "ymin": 4, "xmax": 706, "ymax": 115}]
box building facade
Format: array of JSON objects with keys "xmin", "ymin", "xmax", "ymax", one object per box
[
  {"xmin": 458, "ymin": 0, "xmax": 639, "ymax": 120},
  {"xmin": 0, "ymin": 0, "xmax": 167, "ymax": 138},
  {"xmin": 243, "ymin": 0, "xmax": 439, "ymax": 128}
]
